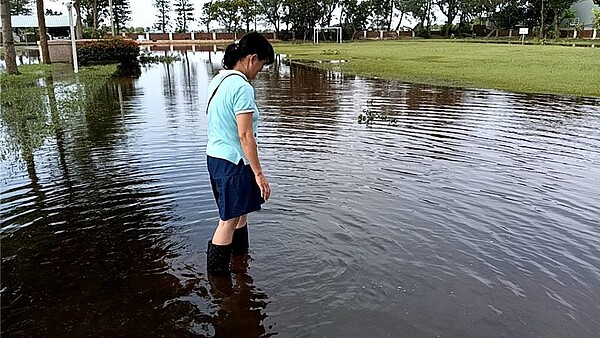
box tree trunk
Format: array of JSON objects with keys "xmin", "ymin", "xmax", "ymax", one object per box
[
  {"xmin": 93, "ymin": 0, "xmax": 98, "ymax": 30},
  {"xmin": 395, "ymin": 12, "xmax": 405, "ymax": 31},
  {"xmin": 386, "ymin": 0, "xmax": 394, "ymax": 31},
  {"xmin": 539, "ymin": 0, "xmax": 545, "ymax": 38},
  {"xmin": 36, "ymin": 0, "xmax": 51, "ymax": 64},
  {"xmin": 1, "ymin": 0, "xmax": 20, "ymax": 75},
  {"xmin": 75, "ymin": 0, "xmax": 83, "ymax": 39}
]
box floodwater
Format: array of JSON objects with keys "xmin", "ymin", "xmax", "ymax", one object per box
[{"xmin": 2, "ymin": 49, "xmax": 600, "ymax": 337}]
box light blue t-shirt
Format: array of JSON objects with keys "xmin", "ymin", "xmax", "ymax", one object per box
[{"xmin": 206, "ymin": 70, "xmax": 259, "ymax": 165}]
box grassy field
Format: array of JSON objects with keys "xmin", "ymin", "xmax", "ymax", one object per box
[{"xmin": 274, "ymin": 40, "xmax": 600, "ymax": 97}]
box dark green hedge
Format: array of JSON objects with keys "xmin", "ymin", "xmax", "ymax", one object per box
[{"xmin": 78, "ymin": 38, "xmax": 140, "ymax": 67}]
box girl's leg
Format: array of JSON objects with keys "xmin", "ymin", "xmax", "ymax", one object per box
[
  {"xmin": 236, "ymin": 214, "xmax": 248, "ymax": 229},
  {"xmin": 207, "ymin": 217, "xmax": 240, "ymax": 273},
  {"xmin": 212, "ymin": 217, "xmax": 241, "ymax": 245},
  {"xmin": 232, "ymin": 214, "xmax": 249, "ymax": 255}
]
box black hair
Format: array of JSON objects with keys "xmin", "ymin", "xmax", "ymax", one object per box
[{"xmin": 222, "ymin": 32, "xmax": 275, "ymax": 70}]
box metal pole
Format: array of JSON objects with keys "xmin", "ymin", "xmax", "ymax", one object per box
[
  {"xmin": 68, "ymin": 3, "xmax": 78, "ymax": 73},
  {"xmin": 109, "ymin": 0, "xmax": 115, "ymax": 36}
]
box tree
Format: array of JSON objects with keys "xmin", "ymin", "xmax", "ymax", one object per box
[
  {"xmin": 283, "ymin": 0, "xmax": 323, "ymax": 39},
  {"xmin": 113, "ymin": 0, "xmax": 131, "ymax": 34},
  {"xmin": 437, "ymin": 0, "xmax": 459, "ymax": 35},
  {"xmin": 259, "ymin": 0, "xmax": 284, "ymax": 32},
  {"xmin": 1, "ymin": 0, "xmax": 19, "ymax": 75},
  {"xmin": 369, "ymin": 0, "xmax": 392, "ymax": 29},
  {"xmin": 593, "ymin": 9, "xmax": 600, "ymax": 30},
  {"xmin": 393, "ymin": 0, "xmax": 411, "ymax": 31},
  {"xmin": 74, "ymin": 0, "xmax": 84, "ymax": 39},
  {"xmin": 36, "ymin": 0, "xmax": 51, "ymax": 64},
  {"xmin": 80, "ymin": 0, "xmax": 110, "ymax": 30},
  {"xmin": 174, "ymin": 0, "xmax": 194, "ymax": 33},
  {"xmin": 241, "ymin": 0, "xmax": 260, "ymax": 32},
  {"xmin": 153, "ymin": 0, "xmax": 171, "ymax": 33},
  {"xmin": 200, "ymin": 1, "xmax": 216, "ymax": 32},
  {"xmin": 10, "ymin": 0, "xmax": 32, "ymax": 15},
  {"xmin": 209, "ymin": 0, "xmax": 243, "ymax": 33},
  {"xmin": 546, "ymin": 0, "xmax": 579, "ymax": 37},
  {"xmin": 404, "ymin": 0, "xmax": 435, "ymax": 36},
  {"xmin": 489, "ymin": 0, "xmax": 527, "ymax": 30},
  {"xmin": 339, "ymin": 0, "xmax": 370, "ymax": 35},
  {"xmin": 320, "ymin": 0, "xmax": 340, "ymax": 27}
]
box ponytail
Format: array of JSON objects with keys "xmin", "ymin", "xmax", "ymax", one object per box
[{"xmin": 222, "ymin": 42, "xmax": 241, "ymax": 70}]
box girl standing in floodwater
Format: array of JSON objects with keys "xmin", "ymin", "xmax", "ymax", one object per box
[{"xmin": 205, "ymin": 33, "xmax": 274, "ymax": 273}]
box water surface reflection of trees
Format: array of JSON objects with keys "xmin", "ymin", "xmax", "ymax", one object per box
[{"xmin": 254, "ymin": 63, "xmax": 343, "ymax": 156}]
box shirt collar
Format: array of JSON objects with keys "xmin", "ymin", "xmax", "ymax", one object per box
[{"xmin": 219, "ymin": 69, "xmax": 248, "ymax": 81}]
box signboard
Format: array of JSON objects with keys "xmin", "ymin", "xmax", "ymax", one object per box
[{"xmin": 519, "ymin": 28, "xmax": 529, "ymax": 35}]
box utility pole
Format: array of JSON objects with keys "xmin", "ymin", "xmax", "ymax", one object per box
[{"xmin": 67, "ymin": 2, "xmax": 79, "ymax": 73}]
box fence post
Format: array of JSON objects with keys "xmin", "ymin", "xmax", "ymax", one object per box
[
  {"xmin": 593, "ymin": 29, "xmax": 597, "ymax": 40},
  {"xmin": 573, "ymin": 29, "xmax": 577, "ymax": 39},
  {"xmin": 146, "ymin": 32, "xmax": 150, "ymax": 40},
  {"xmin": 169, "ymin": 32, "xmax": 173, "ymax": 41},
  {"xmin": 364, "ymin": 31, "xmax": 367, "ymax": 39},
  {"xmin": 380, "ymin": 31, "xmax": 384, "ymax": 39},
  {"xmin": 213, "ymin": 32, "xmax": 216, "ymax": 40},
  {"xmin": 191, "ymin": 32, "xmax": 195, "ymax": 40},
  {"xmin": 509, "ymin": 29, "xmax": 512, "ymax": 37}
]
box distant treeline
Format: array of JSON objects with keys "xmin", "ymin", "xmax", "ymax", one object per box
[{"xmin": 10, "ymin": 0, "xmax": 599, "ymax": 39}]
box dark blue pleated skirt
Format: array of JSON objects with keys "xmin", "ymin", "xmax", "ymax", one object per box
[{"xmin": 207, "ymin": 155, "xmax": 264, "ymax": 221}]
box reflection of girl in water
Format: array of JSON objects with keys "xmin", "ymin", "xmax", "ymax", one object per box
[
  {"xmin": 205, "ymin": 33, "xmax": 275, "ymax": 273},
  {"xmin": 208, "ymin": 256, "xmax": 271, "ymax": 336}
]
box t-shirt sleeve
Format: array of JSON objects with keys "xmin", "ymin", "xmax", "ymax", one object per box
[{"xmin": 233, "ymin": 83, "xmax": 255, "ymax": 115}]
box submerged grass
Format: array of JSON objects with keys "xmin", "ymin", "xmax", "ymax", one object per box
[
  {"xmin": 1, "ymin": 63, "xmax": 119, "ymax": 169},
  {"xmin": 274, "ymin": 40, "xmax": 600, "ymax": 97},
  {"xmin": 1, "ymin": 63, "xmax": 118, "ymax": 86}
]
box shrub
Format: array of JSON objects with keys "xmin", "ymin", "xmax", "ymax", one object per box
[
  {"xmin": 593, "ymin": 9, "xmax": 600, "ymax": 30},
  {"xmin": 78, "ymin": 38, "xmax": 140, "ymax": 68}
]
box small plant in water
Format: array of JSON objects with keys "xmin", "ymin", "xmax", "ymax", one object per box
[
  {"xmin": 357, "ymin": 100, "xmax": 398, "ymax": 127},
  {"xmin": 139, "ymin": 52, "xmax": 182, "ymax": 65}
]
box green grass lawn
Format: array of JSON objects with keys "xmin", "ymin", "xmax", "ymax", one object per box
[{"xmin": 274, "ymin": 40, "xmax": 600, "ymax": 97}]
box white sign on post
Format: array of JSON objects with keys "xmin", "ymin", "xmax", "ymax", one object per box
[{"xmin": 519, "ymin": 28, "xmax": 529, "ymax": 45}]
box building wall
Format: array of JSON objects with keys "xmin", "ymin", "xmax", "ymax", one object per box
[{"xmin": 572, "ymin": 0, "xmax": 600, "ymax": 28}]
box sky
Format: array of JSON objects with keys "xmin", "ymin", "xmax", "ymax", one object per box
[{"xmin": 44, "ymin": 0, "xmax": 210, "ymax": 30}]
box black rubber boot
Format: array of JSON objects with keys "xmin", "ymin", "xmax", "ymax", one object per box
[
  {"xmin": 207, "ymin": 240, "xmax": 232, "ymax": 273},
  {"xmin": 231, "ymin": 225, "xmax": 249, "ymax": 256}
]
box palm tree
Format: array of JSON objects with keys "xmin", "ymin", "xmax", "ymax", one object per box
[
  {"xmin": 1, "ymin": 0, "xmax": 20, "ymax": 74},
  {"xmin": 36, "ymin": 0, "xmax": 51, "ymax": 64}
]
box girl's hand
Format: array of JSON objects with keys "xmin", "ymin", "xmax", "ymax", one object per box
[{"xmin": 255, "ymin": 172, "xmax": 270, "ymax": 202}]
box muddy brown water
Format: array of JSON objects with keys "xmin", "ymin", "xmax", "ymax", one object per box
[{"xmin": 2, "ymin": 50, "xmax": 600, "ymax": 337}]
